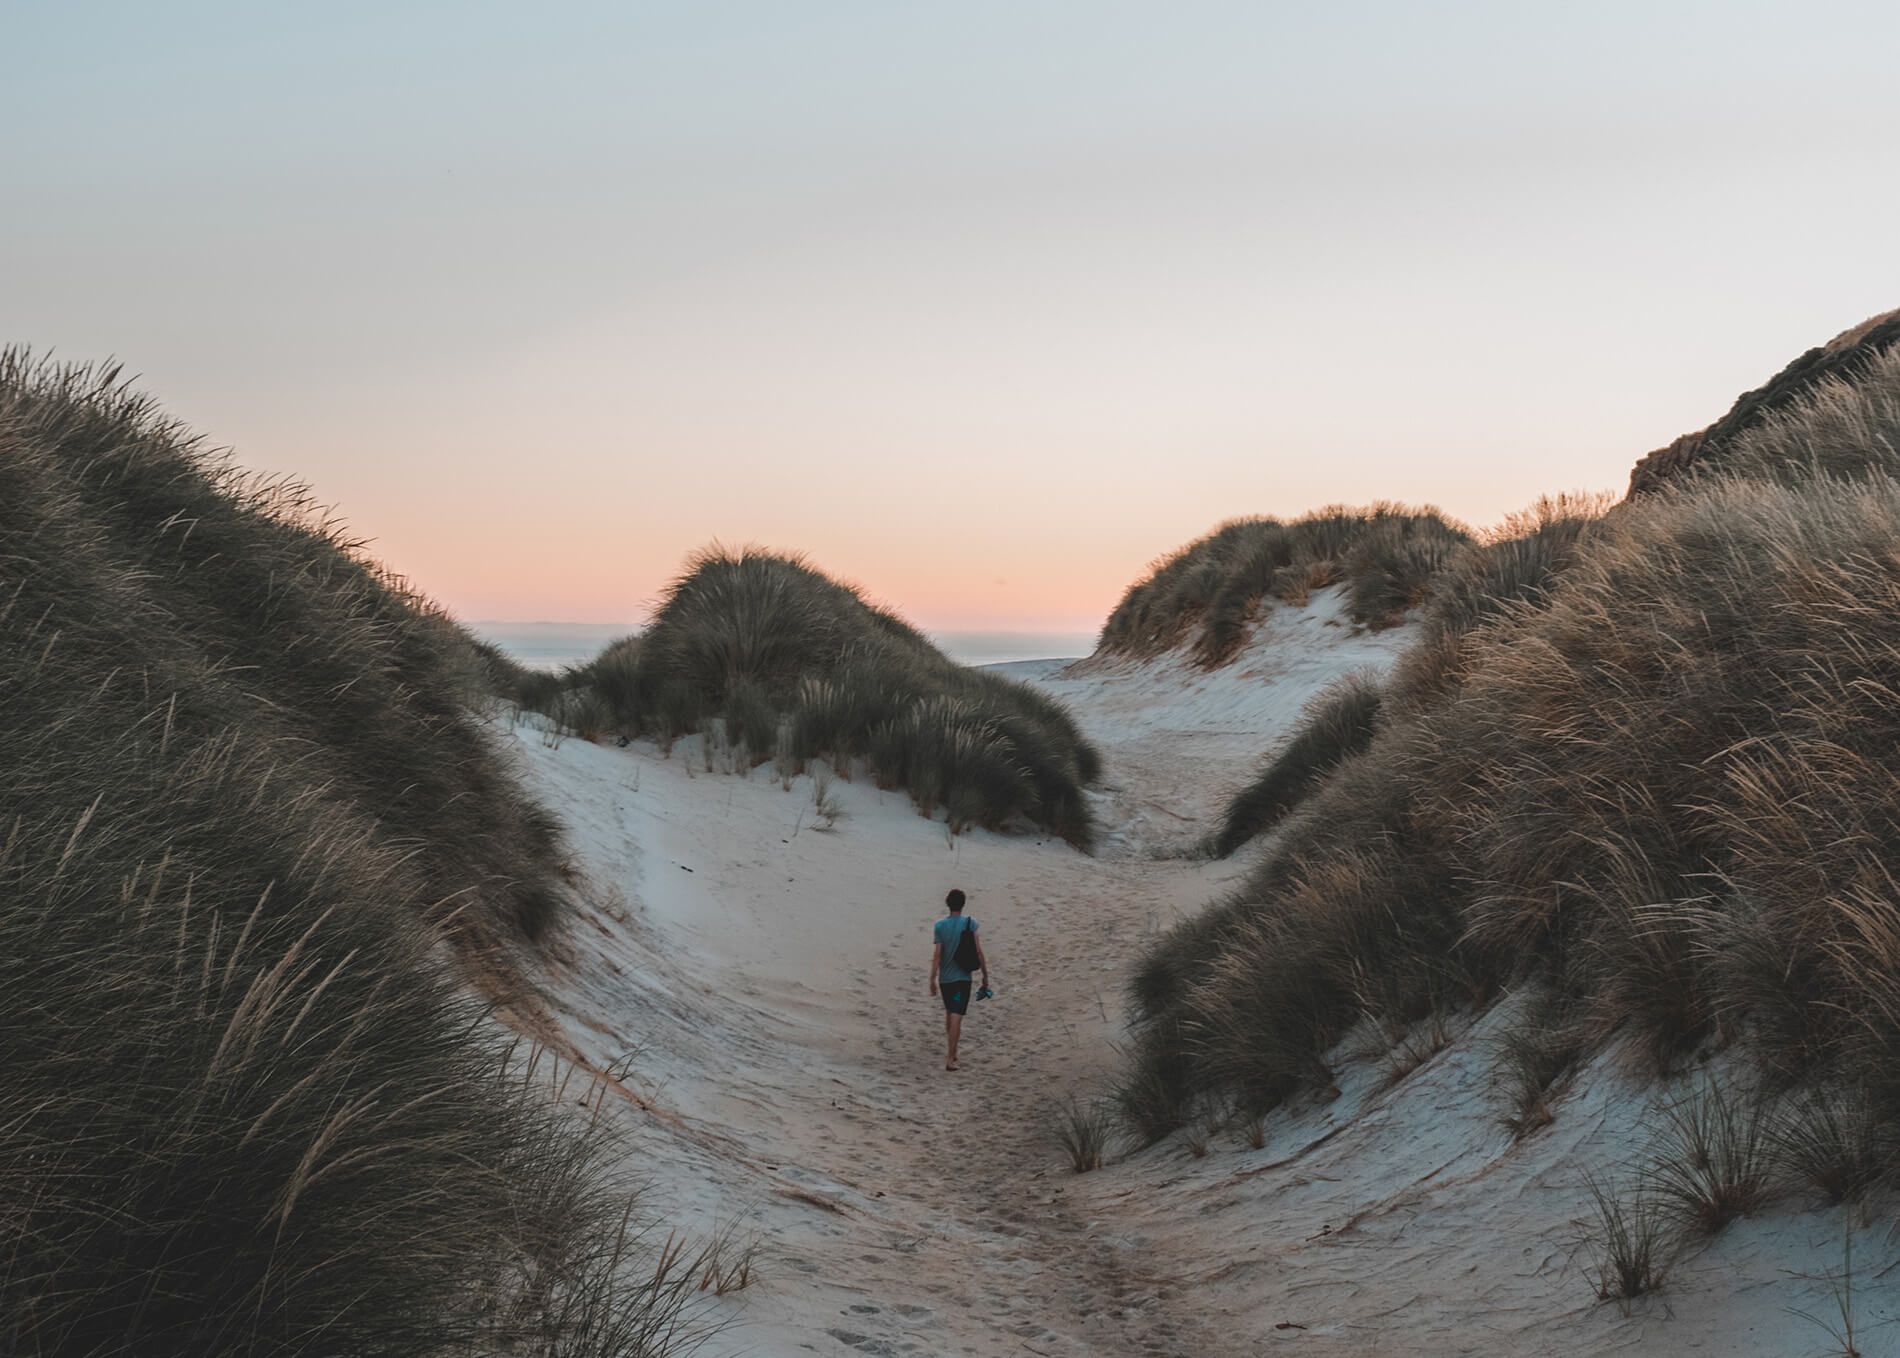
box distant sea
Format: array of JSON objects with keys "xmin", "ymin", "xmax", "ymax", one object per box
[{"xmin": 467, "ymin": 621, "xmax": 1096, "ymax": 672}]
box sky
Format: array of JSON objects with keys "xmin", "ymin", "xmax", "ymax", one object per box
[{"xmin": 7, "ymin": 2, "xmax": 1900, "ymax": 631}]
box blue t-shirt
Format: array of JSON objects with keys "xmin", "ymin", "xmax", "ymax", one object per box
[{"xmin": 935, "ymin": 915, "xmax": 978, "ymax": 982}]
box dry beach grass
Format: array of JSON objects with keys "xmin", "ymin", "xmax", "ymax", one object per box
[
  {"xmin": 0, "ymin": 352, "xmax": 704, "ymax": 1356},
  {"xmin": 1124, "ymin": 339, "xmax": 1900, "ymax": 1224}
]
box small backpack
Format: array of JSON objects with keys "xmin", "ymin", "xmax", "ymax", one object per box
[{"xmin": 952, "ymin": 917, "xmax": 981, "ymax": 973}]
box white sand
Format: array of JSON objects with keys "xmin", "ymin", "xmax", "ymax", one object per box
[{"xmin": 488, "ymin": 586, "xmax": 1889, "ymax": 1357}]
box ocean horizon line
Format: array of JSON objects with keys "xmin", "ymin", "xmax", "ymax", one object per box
[{"xmin": 468, "ymin": 620, "xmax": 1099, "ymax": 671}]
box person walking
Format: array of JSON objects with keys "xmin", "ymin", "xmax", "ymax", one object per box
[{"xmin": 928, "ymin": 888, "xmax": 989, "ymax": 1071}]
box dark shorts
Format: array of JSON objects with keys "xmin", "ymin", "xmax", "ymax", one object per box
[{"xmin": 940, "ymin": 979, "xmax": 972, "ymax": 1016}]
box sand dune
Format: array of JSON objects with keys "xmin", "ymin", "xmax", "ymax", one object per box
[{"xmin": 492, "ymin": 589, "xmax": 1879, "ymax": 1356}]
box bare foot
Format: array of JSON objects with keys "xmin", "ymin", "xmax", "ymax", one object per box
[{"xmin": 945, "ymin": 1060, "xmax": 959, "ymax": 1071}]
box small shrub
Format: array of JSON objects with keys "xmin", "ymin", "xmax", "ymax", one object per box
[
  {"xmin": 809, "ymin": 769, "xmax": 842, "ymax": 831},
  {"xmin": 1379, "ymin": 1011, "xmax": 1455, "ymax": 1090},
  {"xmin": 1343, "ymin": 517, "xmax": 1468, "ymax": 625},
  {"xmin": 1790, "ymin": 1227, "xmax": 1867, "ymax": 1358},
  {"xmin": 723, "ymin": 678, "xmax": 779, "ymax": 765},
  {"xmin": 557, "ymin": 686, "xmax": 614, "ymax": 741},
  {"xmin": 1237, "ymin": 1110, "xmax": 1268, "ymax": 1151},
  {"xmin": 566, "ymin": 634, "xmax": 643, "ymax": 728}
]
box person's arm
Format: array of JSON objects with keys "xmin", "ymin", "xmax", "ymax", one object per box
[
  {"xmin": 975, "ymin": 927, "xmax": 990, "ymax": 985},
  {"xmin": 928, "ymin": 940, "xmax": 940, "ymax": 995}
]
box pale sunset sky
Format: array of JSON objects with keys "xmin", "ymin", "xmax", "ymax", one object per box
[{"xmin": 7, "ymin": 2, "xmax": 1898, "ymax": 630}]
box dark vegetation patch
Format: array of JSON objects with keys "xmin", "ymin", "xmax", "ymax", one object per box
[
  {"xmin": 511, "ymin": 549, "xmax": 1101, "ymax": 846},
  {"xmin": 1096, "ymin": 504, "xmax": 1473, "ymax": 666},
  {"xmin": 1209, "ymin": 674, "xmax": 1382, "ymax": 859},
  {"xmin": 0, "ymin": 352, "xmax": 689, "ymax": 1356}
]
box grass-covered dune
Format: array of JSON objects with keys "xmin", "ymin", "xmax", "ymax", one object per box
[
  {"xmin": 519, "ymin": 548, "xmax": 1101, "ymax": 846},
  {"xmin": 1207, "ymin": 495, "xmax": 1606, "ymax": 859},
  {"xmin": 0, "ymin": 353, "xmax": 676, "ymax": 1356},
  {"xmin": 1124, "ymin": 327, "xmax": 1900, "ymax": 1183},
  {"xmin": 1096, "ymin": 504, "xmax": 1472, "ymax": 666}
]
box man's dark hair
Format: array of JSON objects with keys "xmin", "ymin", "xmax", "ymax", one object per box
[{"xmin": 946, "ymin": 889, "xmax": 966, "ymax": 913}]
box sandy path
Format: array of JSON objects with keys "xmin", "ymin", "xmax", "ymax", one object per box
[
  {"xmin": 501, "ymin": 681, "xmax": 1254, "ymax": 1355},
  {"xmin": 835, "ymin": 856, "xmax": 1224, "ymax": 1358}
]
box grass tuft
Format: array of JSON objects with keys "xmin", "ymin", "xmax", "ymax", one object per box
[
  {"xmin": 1770, "ymin": 1088, "xmax": 1890, "ymax": 1207},
  {"xmin": 1584, "ymin": 1175, "xmax": 1672, "ymax": 1306},
  {"xmin": 1646, "ymin": 1080, "xmax": 1774, "ymax": 1235},
  {"xmin": 1051, "ymin": 1094, "xmax": 1115, "ymax": 1173}
]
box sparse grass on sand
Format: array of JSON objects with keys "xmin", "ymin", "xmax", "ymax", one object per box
[
  {"xmin": 0, "ymin": 351, "xmax": 704, "ymax": 1356},
  {"xmin": 1123, "ymin": 338, "xmax": 1900, "ymax": 1179},
  {"xmin": 522, "ymin": 548, "xmax": 1102, "ymax": 846}
]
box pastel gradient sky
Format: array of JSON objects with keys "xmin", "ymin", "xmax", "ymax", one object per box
[{"xmin": 8, "ymin": 2, "xmax": 1898, "ymax": 630}]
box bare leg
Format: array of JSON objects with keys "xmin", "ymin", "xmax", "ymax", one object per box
[{"xmin": 946, "ymin": 1012, "xmax": 962, "ymax": 1070}]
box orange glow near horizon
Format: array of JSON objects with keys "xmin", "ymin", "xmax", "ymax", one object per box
[{"xmin": 14, "ymin": 4, "xmax": 1900, "ymax": 634}]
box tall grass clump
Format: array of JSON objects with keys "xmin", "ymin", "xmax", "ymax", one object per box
[
  {"xmin": 0, "ymin": 352, "xmax": 689, "ymax": 1355},
  {"xmin": 528, "ymin": 548, "xmax": 1100, "ymax": 845},
  {"xmin": 1123, "ymin": 340, "xmax": 1900, "ymax": 1161},
  {"xmin": 1097, "ymin": 504, "xmax": 1472, "ymax": 665}
]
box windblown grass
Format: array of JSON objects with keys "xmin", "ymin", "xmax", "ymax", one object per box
[
  {"xmin": 1098, "ymin": 504, "xmax": 1471, "ymax": 665},
  {"xmin": 1123, "ymin": 342, "xmax": 1900, "ymax": 1166},
  {"xmin": 0, "ymin": 352, "xmax": 693, "ymax": 1355},
  {"xmin": 530, "ymin": 548, "xmax": 1100, "ymax": 846}
]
